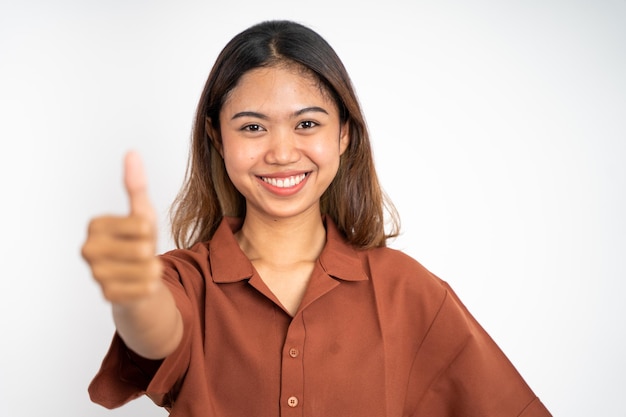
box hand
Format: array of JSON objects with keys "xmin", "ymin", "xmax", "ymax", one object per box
[{"xmin": 81, "ymin": 151, "xmax": 163, "ymax": 305}]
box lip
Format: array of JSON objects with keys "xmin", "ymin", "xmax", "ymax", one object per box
[{"xmin": 256, "ymin": 171, "xmax": 310, "ymax": 196}]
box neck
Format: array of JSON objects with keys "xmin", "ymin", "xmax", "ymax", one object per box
[{"xmin": 236, "ymin": 210, "xmax": 326, "ymax": 266}]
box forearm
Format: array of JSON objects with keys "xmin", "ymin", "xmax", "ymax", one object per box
[{"xmin": 112, "ymin": 280, "xmax": 183, "ymax": 360}]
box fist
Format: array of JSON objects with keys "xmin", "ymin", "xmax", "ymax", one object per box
[{"xmin": 81, "ymin": 151, "xmax": 163, "ymax": 305}]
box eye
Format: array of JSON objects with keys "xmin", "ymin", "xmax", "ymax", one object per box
[
  {"xmin": 297, "ymin": 120, "xmax": 318, "ymax": 129},
  {"xmin": 241, "ymin": 123, "xmax": 265, "ymax": 132}
]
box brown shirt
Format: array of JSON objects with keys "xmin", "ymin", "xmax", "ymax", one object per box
[{"xmin": 89, "ymin": 216, "xmax": 551, "ymax": 416}]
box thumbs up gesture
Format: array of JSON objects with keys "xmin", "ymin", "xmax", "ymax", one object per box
[{"xmin": 82, "ymin": 151, "xmax": 163, "ymax": 305}]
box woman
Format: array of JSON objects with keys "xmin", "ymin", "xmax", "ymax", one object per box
[{"xmin": 82, "ymin": 20, "xmax": 551, "ymax": 416}]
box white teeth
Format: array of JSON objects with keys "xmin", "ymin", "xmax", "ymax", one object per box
[{"xmin": 262, "ymin": 173, "xmax": 306, "ymax": 188}]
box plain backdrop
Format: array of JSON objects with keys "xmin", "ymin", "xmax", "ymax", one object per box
[{"xmin": 1, "ymin": 0, "xmax": 624, "ymax": 416}]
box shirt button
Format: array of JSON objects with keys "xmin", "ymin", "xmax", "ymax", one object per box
[
  {"xmin": 287, "ymin": 396, "xmax": 299, "ymax": 407},
  {"xmin": 289, "ymin": 348, "xmax": 299, "ymax": 358}
]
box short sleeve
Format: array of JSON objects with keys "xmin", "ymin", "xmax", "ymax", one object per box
[
  {"xmin": 88, "ymin": 271, "xmax": 195, "ymax": 409},
  {"xmin": 410, "ymin": 283, "xmax": 552, "ymax": 416}
]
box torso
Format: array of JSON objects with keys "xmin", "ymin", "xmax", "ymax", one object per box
[{"xmin": 92, "ymin": 217, "xmax": 549, "ymax": 417}]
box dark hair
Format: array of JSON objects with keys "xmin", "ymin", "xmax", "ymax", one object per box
[{"xmin": 170, "ymin": 20, "xmax": 399, "ymax": 248}]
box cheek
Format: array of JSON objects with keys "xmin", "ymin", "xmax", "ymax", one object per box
[
  {"xmin": 222, "ymin": 138, "xmax": 246, "ymax": 163},
  {"xmin": 223, "ymin": 153, "xmax": 245, "ymax": 176},
  {"xmin": 221, "ymin": 145, "xmax": 241, "ymax": 175},
  {"xmin": 221, "ymin": 141, "xmax": 261, "ymax": 180},
  {"xmin": 310, "ymin": 139, "xmax": 343, "ymax": 165}
]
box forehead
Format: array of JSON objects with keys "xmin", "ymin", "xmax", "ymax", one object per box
[{"xmin": 221, "ymin": 64, "xmax": 336, "ymax": 112}]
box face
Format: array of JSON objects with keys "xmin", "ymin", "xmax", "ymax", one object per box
[{"xmin": 213, "ymin": 65, "xmax": 349, "ymax": 222}]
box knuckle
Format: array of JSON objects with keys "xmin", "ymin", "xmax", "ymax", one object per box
[
  {"xmin": 90, "ymin": 263, "xmax": 108, "ymax": 283},
  {"xmin": 87, "ymin": 217, "xmax": 105, "ymax": 234},
  {"xmin": 80, "ymin": 242, "xmax": 92, "ymax": 260},
  {"xmin": 101, "ymin": 286, "xmax": 120, "ymax": 303},
  {"xmin": 81, "ymin": 237, "xmax": 106, "ymax": 261}
]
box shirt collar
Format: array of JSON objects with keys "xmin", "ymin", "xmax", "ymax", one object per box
[
  {"xmin": 209, "ymin": 216, "xmax": 368, "ymax": 283},
  {"xmin": 318, "ymin": 216, "xmax": 369, "ymax": 282}
]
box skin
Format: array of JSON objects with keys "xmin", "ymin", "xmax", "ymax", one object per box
[
  {"xmin": 81, "ymin": 65, "xmax": 349, "ymax": 359},
  {"xmin": 214, "ymin": 65, "xmax": 349, "ymax": 225},
  {"xmin": 213, "ymin": 65, "xmax": 350, "ymax": 314},
  {"xmin": 81, "ymin": 152, "xmax": 182, "ymax": 359}
]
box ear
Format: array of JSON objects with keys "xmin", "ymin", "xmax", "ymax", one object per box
[
  {"xmin": 205, "ymin": 117, "xmax": 223, "ymax": 157},
  {"xmin": 339, "ymin": 121, "xmax": 350, "ymax": 156}
]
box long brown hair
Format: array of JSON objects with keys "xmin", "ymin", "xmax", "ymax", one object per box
[{"xmin": 170, "ymin": 20, "xmax": 399, "ymax": 249}]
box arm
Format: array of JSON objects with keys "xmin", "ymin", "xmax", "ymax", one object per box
[
  {"xmin": 112, "ymin": 278, "xmax": 183, "ymax": 360},
  {"xmin": 82, "ymin": 151, "xmax": 183, "ymax": 359}
]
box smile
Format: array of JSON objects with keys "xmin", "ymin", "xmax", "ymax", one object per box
[{"xmin": 260, "ymin": 173, "xmax": 307, "ymax": 188}]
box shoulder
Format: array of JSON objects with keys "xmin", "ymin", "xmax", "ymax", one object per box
[
  {"xmin": 158, "ymin": 216, "xmax": 241, "ymax": 275},
  {"xmin": 157, "ymin": 242, "xmax": 212, "ymax": 301},
  {"xmin": 358, "ymin": 246, "xmax": 449, "ymax": 318},
  {"xmin": 361, "ymin": 246, "xmax": 444, "ymax": 289},
  {"xmin": 364, "ymin": 245, "xmax": 423, "ymax": 267},
  {"xmin": 157, "ymin": 217, "xmax": 253, "ymax": 289},
  {"xmin": 160, "ymin": 242, "xmax": 211, "ymax": 275}
]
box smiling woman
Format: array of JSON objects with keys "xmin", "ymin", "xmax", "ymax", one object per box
[
  {"xmin": 81, "ymin": 20, "xmax": 553, "ymax": 416},
  {"xmin": 212, "ymin": 65, "xmax": 350, "ymax": 223}
]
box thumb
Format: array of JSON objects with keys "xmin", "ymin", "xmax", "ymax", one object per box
[{"xmin": 124, "ymin": 151, "xmax": 155, "ymax": 219}]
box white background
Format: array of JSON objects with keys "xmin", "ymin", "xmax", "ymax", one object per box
[{"xmin": 1, "ymin": 0, "xmax": 624, "ymax": 416}]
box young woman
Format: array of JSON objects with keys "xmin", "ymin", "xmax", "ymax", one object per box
[{"xmin": 82, "ymin": 20, "xmax": 552, "ymax": 416}]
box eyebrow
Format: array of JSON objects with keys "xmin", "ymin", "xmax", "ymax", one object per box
[{"xmin": 231, "ymin": 106, "xmax": 329, "ymax": 120}]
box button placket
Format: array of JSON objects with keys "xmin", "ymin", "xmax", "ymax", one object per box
[{"xmin": 281, "ymin": 315, "xmax": 305, "ymax": 415}]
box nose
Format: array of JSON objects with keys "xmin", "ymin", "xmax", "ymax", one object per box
[{"xmin": 265, "ymin": 129, "xmax": 301, "ymax": 165}]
